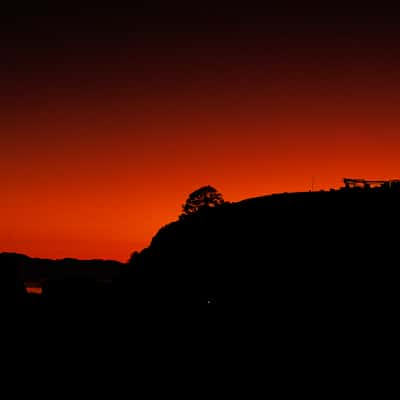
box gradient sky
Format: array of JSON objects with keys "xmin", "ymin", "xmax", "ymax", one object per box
[{"xmin": 2, "ymin": 7, "xmax": 400, "ymax": 261}]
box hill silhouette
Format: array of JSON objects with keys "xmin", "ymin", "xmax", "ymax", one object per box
[
  {"xmin": 0, "ymin": 253, "xmax": 125, "ymax": 284},
  {"xmin": 2, "ymin": 187, "xmax": 399, "ymax": 311},
  {"xmin": 0, "ymin": 253, "xmax": 125, "ymax": 307},
  {"xmin": 119, "ymin": 188, "xmax": 400, "ymax": 311}
]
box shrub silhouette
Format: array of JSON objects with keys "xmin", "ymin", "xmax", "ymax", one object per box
[{"xmin": 180, "ymin": 185, "xmax": 224, "ymax": 218}]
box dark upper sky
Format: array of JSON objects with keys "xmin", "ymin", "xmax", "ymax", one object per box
[
  {"xmin": 2, "ymin": 7, "xmax": 400, "ymax": 99},
  {"xmin": 3, "ymin": 7, "xmax": 400, "ymax": 121},
  {"xmin": 2, "ymin": 7, "xmax": 400, "ymax": 63}
]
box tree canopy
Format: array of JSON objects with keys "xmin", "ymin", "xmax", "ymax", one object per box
[{"xmin": 181, "ymin": 185, "xmax": 225, "ymax": 217}]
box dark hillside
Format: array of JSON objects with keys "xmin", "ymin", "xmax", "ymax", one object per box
[{"xmin": 123, "ymin": 189, "xmax": 400, "ymax": 309}]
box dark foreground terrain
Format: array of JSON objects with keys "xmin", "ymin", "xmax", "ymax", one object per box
[{"xmin": 2, "ymin": 188, "xmax": 400, "ymax": 314}]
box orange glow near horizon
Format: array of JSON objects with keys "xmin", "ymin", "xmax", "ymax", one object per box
[{"xmin": 2, "ymin": 13, "xmax": 400, "ymax": 261}]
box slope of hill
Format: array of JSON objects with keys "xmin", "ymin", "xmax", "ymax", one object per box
[{"xmin": 123, "ymin": 189, "xmax": 400, "ymax": 308}]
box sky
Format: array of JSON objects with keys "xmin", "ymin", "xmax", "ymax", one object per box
[{"xmin": 2, "ymin": 6, "xmax": 400, "ymax": 261}]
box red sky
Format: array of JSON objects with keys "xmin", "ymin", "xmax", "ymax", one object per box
[{"xmin": 1, "ymin": 9, "xmax": 400, "ymax": 261}]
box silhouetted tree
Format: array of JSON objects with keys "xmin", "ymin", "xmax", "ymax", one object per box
[{"xmin": 181, "ymin": 185, "xmax": 225, "ymax": 218}]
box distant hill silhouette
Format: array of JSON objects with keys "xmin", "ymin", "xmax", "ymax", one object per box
[
  {"xmin": 120, "ymin": 189, "xmax": 400, "ymax": 310},
  {"xmin": 0, "ymin": 253, "xmax": 125, "ymax": 306},
  {"xmin": 0, "ymin": 253, "xmax": 125, "ymax": 284}
]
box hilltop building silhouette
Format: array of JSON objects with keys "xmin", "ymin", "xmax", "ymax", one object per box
[{"xmin": 343, "ymin": 178, "xmax": 400, "ymax": 190}]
